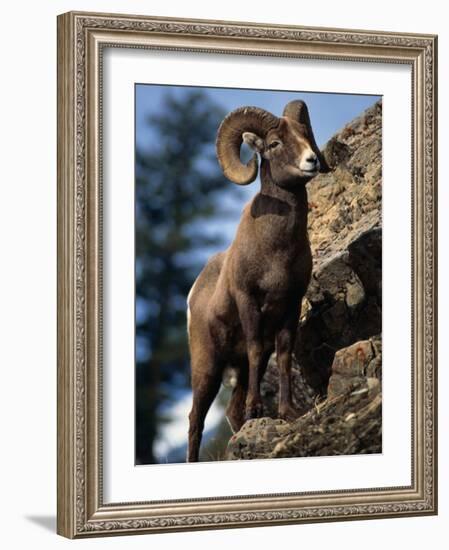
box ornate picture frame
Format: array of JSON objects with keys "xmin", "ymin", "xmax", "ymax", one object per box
[{"xmin": 57, "ymin": 11, "xmax": 437, "ymax": 538}]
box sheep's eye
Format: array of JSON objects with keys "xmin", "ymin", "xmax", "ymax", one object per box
[{"xmin": 268, "ymin": 140, "xmax": 281, "ymax": 149}]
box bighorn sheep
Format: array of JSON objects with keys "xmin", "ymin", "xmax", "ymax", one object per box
[{"xmin": 186, "ymin": 100, "xmax": 330, "ymax": 462}]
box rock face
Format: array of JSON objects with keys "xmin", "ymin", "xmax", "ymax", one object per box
[
  {"xmin": 226, "ymin": 100, "xmax": 383, "ymax": 461},
  {"xmin": 298, "ymin": 99, "xmax": 382, "ymax": 393},
  {"xmin": 298, "ymin": 227, "xmax": 381, "ymax": 392}
]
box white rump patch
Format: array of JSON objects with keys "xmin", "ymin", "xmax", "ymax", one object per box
[
  {"xmin": 186, "ymin": 278, "xmax": 198, "ymax": 307},
  {"xmin": 186, "ymin": 279, "xmax": 198, "ymax": 338},
  {"xmin": 186, "ymin": 305, "xmax": 191, "ymax": 337}
]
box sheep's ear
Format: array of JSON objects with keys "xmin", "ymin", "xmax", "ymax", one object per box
[{"xmin": 242, "ymin": 132, "xmax": 264, "ymax": 153}]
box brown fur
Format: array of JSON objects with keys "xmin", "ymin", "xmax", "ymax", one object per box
[{"xmin": 186, "ymin": 104, "xmax": 328, "ymax": 462}]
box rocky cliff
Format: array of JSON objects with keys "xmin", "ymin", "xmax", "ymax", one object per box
[{"xmin": 226, "ymin": 100, "xmax": 382, "ymax": 460}]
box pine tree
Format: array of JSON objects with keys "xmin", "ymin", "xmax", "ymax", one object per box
[{"xmin": 135, "ymin": 90, "xmax": 240, "ymax": 463}]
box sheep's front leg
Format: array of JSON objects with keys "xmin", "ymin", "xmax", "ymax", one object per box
[
  {"xmin": 245, "ymin": 340, "xmax": 265, "ymax": 420},
  {"xmin": 276, "ymin": 313, "xmax": 301, "ymax": 421},
  {"xmin": 236, "ymin": 294, "xmax": 265, "ymax": 421}
]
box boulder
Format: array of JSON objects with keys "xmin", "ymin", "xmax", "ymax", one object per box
[{"xmin": 226, "ymin": 337, "xmax": 382, "ymax": 460}]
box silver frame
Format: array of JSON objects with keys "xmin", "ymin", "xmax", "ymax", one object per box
[{"xmin": 57, "ymin": 11, "xmax": 438, "ymax": 538}]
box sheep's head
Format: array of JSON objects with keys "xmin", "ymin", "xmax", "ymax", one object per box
[{"xmin": 216, "ymin": 100, "xmax": 330, "ymax": 187}]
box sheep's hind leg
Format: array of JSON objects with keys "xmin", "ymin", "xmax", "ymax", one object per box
[
  {"xmin": 226, "ymin": 379, "xmax": 247, "ymax": 433},
  {"xmin": 187, "ymin": 356, "xmax": 222, "ymax": 463}
]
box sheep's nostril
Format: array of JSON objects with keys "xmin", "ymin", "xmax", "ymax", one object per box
[{"xmin": 306, "ymin": 153, "xmax": 317, "ymax": 164}]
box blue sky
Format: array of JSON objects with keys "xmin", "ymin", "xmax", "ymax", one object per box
[{"xmin": 136, "ymin": 83, "xmax": 380, "ymax": 152}]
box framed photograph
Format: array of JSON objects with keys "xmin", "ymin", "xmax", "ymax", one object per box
[{"xmin": 57, "ymin": 11, "xmax": 437, "ymax": 538}]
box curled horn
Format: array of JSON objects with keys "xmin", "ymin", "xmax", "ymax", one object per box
[
  {"xmin": 283, "ymin": 100, "xmax": 331, "ymax": 173},
  {"xmin": 216, "ymin": 106, "xmax": 279, "ymax": 185}
]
